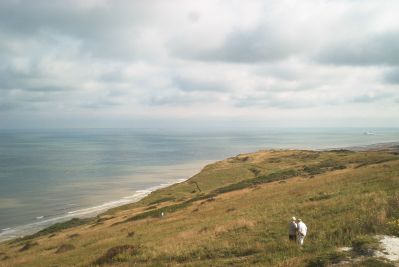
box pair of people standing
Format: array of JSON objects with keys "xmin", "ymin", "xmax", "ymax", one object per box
[{"xmin": 289, "ymin": 217, "xmax": 307, "ymax": 245}]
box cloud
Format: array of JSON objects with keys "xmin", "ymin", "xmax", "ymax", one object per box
[
  {"xmin": 174, "ymin": 25, "xmax": 301, "ymax": 63},
  {"xmin": 352, "ymin": 92, "xmax": 393, "ymax": 103},
  {"xmin": 172, "ymin": 76, "xmax": 228, "ymax": 92},
  {"xmin": 0, "ymin": 101, "xmax": 20, "ymax": 111},
  {"xmin": 316, "ymin": 31, "xmax": 399, "ymax": 66},
  {"xmin": 0, "ymin": 0, "xmax": 398, "ymax": 128},
  {"xmin": 147, "ymin": 92, "xmax": 214, "ymax": 106},
  {"xmin": 384, "ymin": 68, "xmax": 399, "ymax": 84},
  {"xmin": 0, "ymin": 1, "xmax": 167, "ymax": 61}
]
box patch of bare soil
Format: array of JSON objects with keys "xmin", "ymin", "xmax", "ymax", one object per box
[
  {"xmin": 375, "ymin": 235, "xmax": 399, "ymax": 262},
  {"xmin": 55, "ymin": 244, "xmax": 75, "ymax": 254}
]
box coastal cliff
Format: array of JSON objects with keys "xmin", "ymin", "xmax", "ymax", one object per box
[{"xmin": 1, "ymin": 148, "xmax": 399, "ymax": 266}]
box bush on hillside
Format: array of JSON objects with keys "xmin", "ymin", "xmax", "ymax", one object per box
[{"xmin": 351, "ymin": 235, "xmax": 379, "ymax": 256}]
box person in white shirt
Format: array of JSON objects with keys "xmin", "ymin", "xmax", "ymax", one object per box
[
  {"xmin": 296, "ymin": 218, "xmax": 307, "ymax": 246},
  {"xmin": 289, "ymin": 217, "xmax": 297, "ymax": 241}
]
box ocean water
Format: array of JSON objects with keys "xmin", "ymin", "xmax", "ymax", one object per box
[{"xmin": 0, "ymin": 127, "xmax": 398, "ymax": 240}]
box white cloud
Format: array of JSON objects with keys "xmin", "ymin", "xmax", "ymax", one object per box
[{"xmin": 0, "ymin": 0, "xmax": 398, "ymax": 128}]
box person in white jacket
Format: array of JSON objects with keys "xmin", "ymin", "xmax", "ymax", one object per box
[
  {"xmin": 289, "ymin": 217, "xmax": 297, "ymax": 241},
  {"xmin": 297, "ymin": 219, "xmax": 307, "ymax": 246}
]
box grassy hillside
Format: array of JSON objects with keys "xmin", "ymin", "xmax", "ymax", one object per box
[{"xmin": 1, "ymin": 149, "xmax": 399, "ymax": 266}]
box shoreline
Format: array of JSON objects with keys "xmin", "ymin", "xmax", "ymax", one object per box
[
  {"xmin": 0, "ymin": 160, "xmax": 213, "ymax": 242},
  {"xmin": 0, "ymin": 178, "xmax": 187, "ymax": 242},
  {"xmin": 1, "ymin": 141, "xmax": 398, "ymax": 243}
]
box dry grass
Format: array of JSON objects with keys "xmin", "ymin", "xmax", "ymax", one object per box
[{"xmin": 0, "ymin": 149, "xmax": 398, "ymax": 266}]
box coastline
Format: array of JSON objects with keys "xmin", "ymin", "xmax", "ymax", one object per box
[
  {"xmin": 1, "ymin": 141, "xmax": 398, "ymax": 243},
  {"xmin": 0, "ymin": 160, "xmax": 212, "ymax": 242},
  {"xmin": 0, "ymin": 179, "xmax": 183, "ymax": 242},
  {"xmin": 1, "ymin": 143, "xmax": 399, "ymax": 266}
]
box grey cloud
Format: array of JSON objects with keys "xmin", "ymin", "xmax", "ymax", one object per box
[
  {"xmin": 0, "ymin": 68, "xmax": 31, "ymax": 90},
  {"xmin": 256, "ymin": 67, "xmax": 299, "ymax": 81},
  {"xmin": 187, "ymin": 11, "xmax": 200, "ymax": 23},
  {"xmin": 147, "ymin": 95, "xmax": 189, "ymax": 106},
  {"xmin": 174, "ymin": 25, "xmax": 299, "ymax": 63},
  {"xmin": 0, "ymin": 101, "xmax": 21, "ymax": 111},
  {"xmin": 352, "ymin": 93, "xmax": 393, "ymax": 103},
  {"xmin": 16, "ymin": 92, "xmax": 59, "ymax": 103},
  {"xmin": 316, "ymin": 31, "xmax": 399, "ymax": 66},
  {"xmin": 80, "ymin": 100, "xmax": 120, "ymax": 109},
  {"xmin": 147, "ymin": 91, "xmax": 217, "ymax": 106},
  {"xmin": 384, "ymin": 68, "xmax": 399, "ymax": 84},
  {"xmin": 0, "ymin": 1, "xmax": 143, "ymax": 38},
  {"xmin": 0, "ymin": 1, "xmax": 153, "ymax": 61},
  {"xmin": 233, "ymin": 95, "xmax": 311, "ymax": 109},
  {"xmin": 0, "ymin": 89, "xmax": 62, "ymax": 108},
  {"xmin": 0, "ymin": 66, "xmax": 70, "ymax": 92},
  {"xmin": 172, "ymin": 76, "xmax": 228, "ymax": 92},
  {"xmin": 0, "ymin": 96, "xmax": 43, "ymax": 111},
  {"xmin": 99, "ymin": 71, "xmax": 125, "ymax": 83},
  {"xmin": 27, "ymin": 86, "xmax": 68, "ymax": 92}
]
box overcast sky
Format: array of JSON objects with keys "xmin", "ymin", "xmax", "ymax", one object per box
[{"xmin": 0, "ymin": 0, "xmax": 398, "ymax": 129}]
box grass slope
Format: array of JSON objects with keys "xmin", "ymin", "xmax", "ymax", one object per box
[{"xmin": 0, "ymin": 149, "xmax": 399, "ymax": 266}]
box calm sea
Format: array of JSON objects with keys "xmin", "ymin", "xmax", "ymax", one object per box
[{"xmin": 0, "ymin": 128, "xmax": 398, "ymax": 240}]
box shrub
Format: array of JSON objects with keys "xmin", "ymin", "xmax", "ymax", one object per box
[
  {"xmin": 249, "ymin": 167, "xmax": 261, "ymax": 176},
  {"xmin": 306, "ymin": 251, "xmax": 347, "ymax": 267},
  {"xmin": 55, "ymin": 244, "xmax": 75, "ymax": 254},
  {"xmin": 355, "ymin": 157, "xmax": 398, "ymax": 168},
  {"xmin": 387, "ymin": 192, "xmax": 399, "ymax": 218},
  {"xmin": 309, "ymin": 192, "xmax": 334, "ymax": 202},
  {"xmin": 387, "ymin": 218, "xmax": 399, "ymax": 237},
  {"xmin": 351, "ymin": 235, "xmax": 379, "ymax": 256},
  {"xmin": 18, "ymin": 242, "xmax": 38, "ymax": 252},
  {"xmin": 303, "ymin": 160, "xmax": 346, "ymax": 175},
  {"xmin": 214, "ymin": 169, "xmax": 299, "ymax": 194},
  {"xmin": 148, "ymin": 197, "xmax": 175, "ymax": 205},
  {"xmin": 127, "ymin": 201, "xmax": 191, "ymax": 221},
  {"xmin": 353, "ymin": 258, "xmax": 395, "ymax": 267},
  {"xmin": 94, "ymin": 245, "xmax": 136, "ymax": 265}
]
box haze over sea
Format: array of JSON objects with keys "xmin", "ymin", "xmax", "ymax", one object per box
[{"xmin": 1, "ymin": 127, "xmax": 398, "ymax": 240}]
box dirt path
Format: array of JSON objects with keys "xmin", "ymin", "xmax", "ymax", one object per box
[{"xmin": 375, "ymin": 235, "xmax": 399, "ymax": 262}]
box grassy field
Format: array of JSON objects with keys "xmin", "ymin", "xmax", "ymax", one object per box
[{"xmin": 1, "ymin": 149, "xmax": 399, "ymax": 266}]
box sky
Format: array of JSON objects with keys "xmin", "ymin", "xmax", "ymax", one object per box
[{"xmin": 0, "ymin": 0, "xmax": 398, "ymax": 129}]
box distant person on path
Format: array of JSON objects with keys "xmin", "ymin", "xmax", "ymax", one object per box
[
  {"xmin": 297, "ymin": 218, "xmax": 307, "ymax": 246},
  {"xmin": 289, "ymin": 217, "xmax": 297, "ymax": 241}
]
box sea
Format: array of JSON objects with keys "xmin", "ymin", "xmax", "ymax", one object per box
[{"xmin": 0, "ymin": 127, "xmax": 398, "ymax": 241}]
